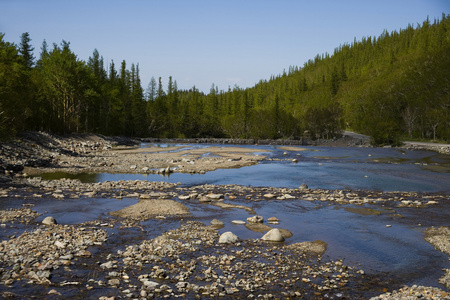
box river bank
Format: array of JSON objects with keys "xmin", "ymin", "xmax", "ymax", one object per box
[
  {"xmin": 1, "ymin": 131, "xmax": 448, "ymax": 181},
  {"xmin": 0, "ymin": 132, "xmax": 449, "ymax": 298}
]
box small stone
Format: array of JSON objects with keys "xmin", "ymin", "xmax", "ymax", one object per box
[
  {"xmin": 54, "ymin": 241, "xmax": 66, "ymax": 249},
  {"xmin": 48, "ymin": 289, "xmax": 61, "ymax": 296},
  {"xmin": 52, "ymin": 193, "xmax": 64, "ymax": 199},
  {"xmin": 108, "ymin": 278, "xmax": 120, "ymax": 286},
  {"xmin": 299, "ymin": 183, "xmax": 308, "ymax": 189},
  {"xmin": 206, "ymin": 193, "xmax": 224, "ymax": 200},
  {"xmin": 100, "ymin": 261, "xmax": 114, "ymax": 269},
  {"xmin": 143, "ymin": 280, "xmax": 159, "ymax": 288}
]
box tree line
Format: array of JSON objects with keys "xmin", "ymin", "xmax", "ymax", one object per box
[{"xmin": 1, "ymin": 14, "xmax": 449, "ymax": 144}]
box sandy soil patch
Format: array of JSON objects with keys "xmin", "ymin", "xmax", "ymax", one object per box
[
  {"xmin": 115, "ymin": 145, "xmax": 186, "ymax": 154},
  {"xmin": 277, "ymin": 146, "xmax": 308, "ymax": 152},
  {"xmin": 109, "ymin": 199, "xmax": 190, "ymax": 220}
]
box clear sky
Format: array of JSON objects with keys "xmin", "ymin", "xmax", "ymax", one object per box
[{"xmin": 1, "ymin": 0, "xmax": 448, "ymax": 93}]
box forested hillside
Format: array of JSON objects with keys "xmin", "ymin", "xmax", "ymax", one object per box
[{"xmin": 1, "ymin": 15, "xmax": 449, "ymax": 144}]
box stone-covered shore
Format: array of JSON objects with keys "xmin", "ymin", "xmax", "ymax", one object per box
[{"xmin": 0, "ymin": 132, "xmax": 449, "ymax": 299}]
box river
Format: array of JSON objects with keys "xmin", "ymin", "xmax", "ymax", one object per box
[{"xmin": 3, "ymin": 143, "xmax": 450, "ymax": 298}]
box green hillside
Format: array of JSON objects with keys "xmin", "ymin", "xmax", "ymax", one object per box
[{"xmin": 1, "ymin": 15, "xmax": 449, "ymax": 144}]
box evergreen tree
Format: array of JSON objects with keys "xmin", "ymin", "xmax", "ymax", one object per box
[{"xmin": 18, "ymin": 32, "xmax": 34, "ymax": 69}]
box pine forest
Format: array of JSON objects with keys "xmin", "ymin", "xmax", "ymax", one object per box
[{"xmin": 1, "ymin": 15, "xmax": 449, "ymax": 145}]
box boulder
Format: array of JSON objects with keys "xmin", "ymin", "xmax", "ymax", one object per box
[
  {"xmin": 261, "ymin": 228, "xmax": 285, "ymax": 242},
  {"xmin": 42, "ymin": 216, "xmax": 57, "ymax": 225},
  {"xmin": 218, "ymin": 231, "xmax": 239, "ymax": 244}
]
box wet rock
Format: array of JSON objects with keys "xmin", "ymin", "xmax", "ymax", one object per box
[
  {"xmin": 267, "ymin": 217, "xmax": 279, "ymax": 224},
  {"xmin": 42, "ymin": 216, "xmax": 57, "ymax": 225},
  {"xmin": 232, "ymin": 220, "xmax": 246, "ymax": 225},
  {"xmin": 261, "ymin": 228, "xmax": 285, "ymax": 242},
  {"xmin": 247, "ymin": 215, "xmax": 263, "ymax": 223},
  {"xmin": 0, "ymin": 206, "xmax": 41, "ymax": 224},
  {"xmin": 263, "ymin": 193, "xmax": 276, "ymax": 199},
  {"xmin": 299, "ymin": 183, "xmax": 309, "ymax": 189},
  {"xmin": 246, "ymin": 223, "xmax": 272, "ymax": 233},
  {"xmin": 210, "ymin": 219, "xmax": 224, "ymax": 227},
  {"xmin": 218, "ymin": 231, "xmax": 239, "ymax": 244},
  {"xmin": 206, "ymin": 193, "xmax": 224, "ymax": 200},
  {"xmin": 108, "ymin": 278, "xmax": 120, "ymax": 286}
]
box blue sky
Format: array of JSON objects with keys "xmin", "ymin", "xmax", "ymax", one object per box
[{"xmin": 1, "ymin": 0, "xmax": 448, "ymax": 93}]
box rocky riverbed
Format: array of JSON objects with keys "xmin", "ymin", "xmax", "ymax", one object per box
[{"xmin": 0, "ymin": 132, "xmax": 449, "ymax": 299}]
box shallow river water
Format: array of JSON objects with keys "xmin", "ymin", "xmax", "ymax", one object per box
[
  {"xmin": 40, "ymin": 144, "xmax": 450, "ymax": 192},
  {"xmin": 3, "ymin": 144, "xmax": 450, "ymax": 298}
]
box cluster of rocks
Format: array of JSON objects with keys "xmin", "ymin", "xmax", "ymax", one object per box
[
  {"xmin": 105, "ymin": 221, "xmax": 363, "ymax": 299},
  {"xmin": 1, "ymin": 177, "xmax": 446, "ymax": 217},
  {"xmin": 0, "ymin": 132, "xmax": 130, "ymax": 178},
  {"xmin": 370, "ymin": 284, "xmax": 449, "ymax": 300},
  {"xmin": 180, "ymin": 183, "xmax": 447, "ymax": 209},
  {"xmin": 0, "ymin": 221, "xmax": 107, "ymax": 286},
  {"xmin": 0, "ymin": 205, "xmax": 41, "ymax": 225},
  {"xmin": 425, "ymin": 226, "xmax": 450, "ymax": 289},
  {"xmin": 0, "ymin": 191, "xmax": 448, "ymax": 298},
  {"xmin": 403, "ymin": 144, "xmax": 450, "ymax": 155},
  {"xmin": 12, "ymin": 177, "xmax": 178, "ymax": 201}
]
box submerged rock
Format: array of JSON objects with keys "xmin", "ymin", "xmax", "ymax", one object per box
[{"xmin": 210, "ymin": 219, "xmax": 224, "ymax": 227}]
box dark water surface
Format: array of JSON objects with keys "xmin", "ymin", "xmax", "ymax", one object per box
[{"xmin": 6, "ymin": 144, "xmax": 450, "ymax": 297}]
